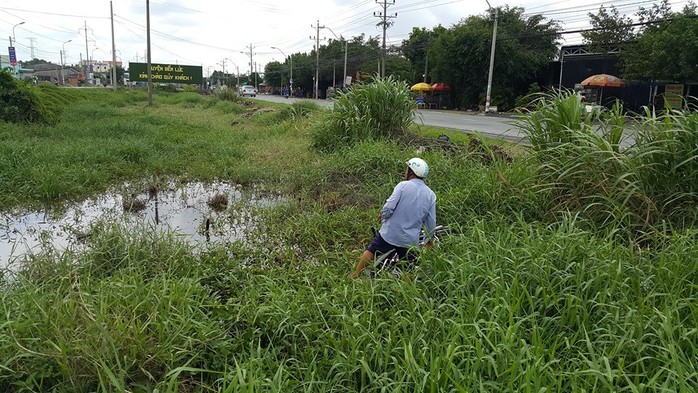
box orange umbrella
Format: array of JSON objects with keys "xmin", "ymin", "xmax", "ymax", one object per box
[{"xmin": 580, "ymin": 74, "xmax": 624, "ymax": 88}]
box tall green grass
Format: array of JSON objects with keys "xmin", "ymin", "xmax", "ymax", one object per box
[
  {"xmin": 517, "ymin": 91, "xmax": 698, "ymax": 236},
  {"xmin": 2, "ymin": 214, "xmax": 696, "ymax": 391},
  {"xmin": 1, "ymin": 87, "xmax": 697, "ymax": 391},
  {"xmin": 0, "ymin": 89, "xmax": 291, "ymax": 209},
  {"xmin": 311, "ymin": 76, "xmax": 415, "ymax": 152}
]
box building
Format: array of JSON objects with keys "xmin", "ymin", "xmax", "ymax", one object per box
[
  {"xmin": 18, "ymin": 63, "xmax": 83, "ymax": 85},
  {"xmin": 81, "ymin": 59, "xmax": 122, "ymax": 73},
  {"xmin": 547, "ymin": 44, "xmax": 697, "ymax": 112}
]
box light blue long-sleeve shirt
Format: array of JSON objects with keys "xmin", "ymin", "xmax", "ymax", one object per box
[{"xmin": 379, "ymin": 178, "xmax": 436, "ymax": 248}]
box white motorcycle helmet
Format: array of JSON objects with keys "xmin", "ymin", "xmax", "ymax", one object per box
[{"xmin": 407, "ymin": 157, "xmax": 429, "ymax": 178}]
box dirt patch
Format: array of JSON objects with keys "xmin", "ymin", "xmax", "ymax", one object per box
[
  {"xmin": 240, "ymin": 106, "xmax": 277, "ymax": 118},
  {"xmin": 122, "ymin": 198, "xmax": 147, "ymax": 212},
  {"xmin": 401, "ymin": 132, "xmax": 513, "ymax": 164},
  {"xmin": 467, "ymin": 137, "xmax": 513, "ymax": 164},
  {"xmin": 208, "ymin": 193, "xmax": 229, "ymax": 211}
]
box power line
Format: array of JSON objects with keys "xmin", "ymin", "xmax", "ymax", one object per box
[{"xmin": 498, "ymin": 14, "xmax": 696, "ymax": 41}]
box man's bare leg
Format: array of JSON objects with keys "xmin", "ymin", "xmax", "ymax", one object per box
[{"xmin": 351, "ymin": 250, "xmax": 374, "ymax": 279}]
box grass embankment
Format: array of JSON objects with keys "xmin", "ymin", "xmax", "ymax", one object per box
[{"xmin": 0, "ymin": 86, "xmax": 696, "ymax": 392}]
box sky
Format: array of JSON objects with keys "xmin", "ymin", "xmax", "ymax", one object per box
[{"xmin": 0, "ymin": 0, "xmax": 690, "ymax": 76}]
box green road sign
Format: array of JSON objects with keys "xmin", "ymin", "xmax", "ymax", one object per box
[{"xmin": 129, "ymin": 62, "xmax": 202, "ymax": 84}]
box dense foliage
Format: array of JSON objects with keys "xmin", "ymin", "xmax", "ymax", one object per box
[
  {"xmin": 518, "ymin": 91, "xmax": 698, "ymax": 237},
  {"xmin": 310, "ymin": 76, "xmax": 415, "ymax": 152},
  {"xmin": 425, "ymin": 6, "xmax": 560, "ymax": 110},
  {"xmin": 622, "ymin": 2, "xmax": 698, "ymax": 82},
  {"xmin": 582, "ymin": 5, "xmax": 636, "ymax": 54},
  {"xmin": 0, "ymin": 69, "xmax": 54, "ymax": 124},
  {"xmin": 582, "ymin": 0, "xmax": 698, "ymax": 83},
  {"xmin": 0, "ymin": 88, "xmax": 696, "ymax": 391}
]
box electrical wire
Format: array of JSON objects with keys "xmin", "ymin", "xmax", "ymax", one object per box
[{"xmin": 4, "ymin": 0, "xmax": 690, "ymax": 74}]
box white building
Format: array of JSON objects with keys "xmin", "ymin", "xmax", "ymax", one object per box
[{"xmin": 81, "ymin": 60, "xmax": 123, "ymax": 73}]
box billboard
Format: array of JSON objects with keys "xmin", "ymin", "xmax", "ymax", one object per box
[
  {"xmin": 129, "ymin": 62, "xmax": 202, "ymax": 84},
  {"xmin": 664, "ymin": 84, "xmax": 684, "ymax": 109},
  {"xmin": 8, "ymin": 47, "xmax": 16, "ymax": 66}
]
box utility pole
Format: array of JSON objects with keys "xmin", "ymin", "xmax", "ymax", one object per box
[
  {"xmin": 110, "ymin": 1, "xmax": 117, "ymax": 91},
  {"xmin": 271, "ymin": 47, "xmax": 292, "ymax": 97},
  {"xmin": 146, "ymin": 0, "xmax": 153, "ymax": 106},
  {"xmin": 558, "ymin": 48, "xmax": 564, "ymax": 90},
  {"xmin": 225, "ymin": 58, "xmax": 240, "ymax": 89},
  {"xmin": 311, "ymin": 20, "xmax": 324, "ymax": 99},
  {"xmin": 343, "ymin": 41, "xmax": 348, "ymax": 88},
  {"xmin": 61, "ymin": 39, "xmax": 71, "ymax": 85},
  {"xmin": 60, "ymin": 50, "xmax": 64, "ymax": 85},
  {"xmin": 79, "ymin": 21, "xmax": 92, "ymax": 84},
  {"xmin": 484, "ymin": 1, "xmax": 498, "ymax": 114},
  {"xmin": 29, "ymin": 38, "xmax": 36, "ymax": 59},
  {"xmin": 218, "ymin": 59, "xmax": 226, "ymax": 86},
  {"xmin": 244, "ymin": 43, "xmax": 254, "ymax": 84},
  {"xmin": 374, "ymin": 0, "xmax": 396, "ymax": 77},
  {"xmin": 321, "ymin": 26, "xmax": 348, "ymax": 89}
]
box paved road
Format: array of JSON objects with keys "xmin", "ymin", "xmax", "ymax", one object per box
[
  {"xmin": 252, "ymin": 94, "xmax": 527, "ymax": 143},
  {"xmin": 414, "ymin": 110, "xmax": 526, "ymax": 143},
  {"xmin": 251, "ymin": 94, "xmax": 639, "ymax": 148}
]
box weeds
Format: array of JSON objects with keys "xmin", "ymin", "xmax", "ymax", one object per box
[
  {"xmin": 276, "ymin": 99, "xmax": 322, "ymax": 122},
  {"xmin": 0, "ymin": 69, "xmax": 62, "ymax": 124},
  {"xmin": 0, "ymin": 87, "xmax": 696, "ymax": 391},
  {"xmin": 517, "ymin": 90, "xmax": 698, "ymax": 237},
  {"xmin": 311, "ymin": 75, "xmax": 415, "ymax": 152}
]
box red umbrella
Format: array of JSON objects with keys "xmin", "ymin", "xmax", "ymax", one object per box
[{"xmin": 431, "ymin": 83, "xmax": 451, "ymax": 92}]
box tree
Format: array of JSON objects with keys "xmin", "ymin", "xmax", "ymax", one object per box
[
  {"xmin": 336, "ymin": 34, "xmax": 381, "ymax": 85},
  {"xmin": 264, "ymin": 61, "xmax": 286, "ymax": 89},
  {"xmin": 384, "ymin": 54, "xmax": 412, "ymax": 82},
  {"xmin": 427, "ymin": 6, "xmax": 560, "ymax": 110},
  {"xmin": 636, "ymin": 0, "xmax": 672, "ymax": 24},
  {"xmin": 20, "ymin": 58, "xmax": 52, "ymax": 67},
  {"xmin": 401, "ymin": 26, "xmax": 445, "ymax": 83},
  {"xmin": 582, "ymin": 5, "xmax": 636, "ymax": 55},
  {"xmin": 622, "ymin": 2, "xmax": 698, "ymax": 82}
]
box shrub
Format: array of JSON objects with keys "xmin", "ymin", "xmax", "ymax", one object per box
[
  {"xmin": 277, "ymin": 100, "xmax": 322, "ymax": 121},
  {"xmin": 214, "ymin": 86, "xmax": 240, "ymax": 102},
  {"xmin": 311, "ymin": 75, "xmax": 415, "ymax": 152},
  {"xmin": 0, "ymin": 69, "xmax": 52, "ymax": 124},
  {"xmin": 516, "ymin": 90, "xmax": 698, "ymax": 237}
]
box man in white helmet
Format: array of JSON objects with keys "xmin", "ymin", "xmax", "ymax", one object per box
[{"xmin": 351, "ymin": 157, "xmax": 436, "ymax": 278}]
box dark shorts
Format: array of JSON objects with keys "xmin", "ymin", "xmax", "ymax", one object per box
[{"xmin": 366, "ymin": 233, "xmax": 417, "ymax": 263}]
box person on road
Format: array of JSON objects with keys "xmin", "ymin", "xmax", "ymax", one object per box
[{"xmin": 351, "ymin": 158, "xmax": 436, "ymax": 278}]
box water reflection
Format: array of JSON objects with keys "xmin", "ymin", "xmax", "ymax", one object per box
[{"xmin": 0, "ymin": 182, "xmax": 282, "ymax": 268}]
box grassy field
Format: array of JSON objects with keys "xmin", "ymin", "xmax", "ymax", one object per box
[{"xmin": 0, "ymin": 86, "xmax": 696, "ymax": 392}]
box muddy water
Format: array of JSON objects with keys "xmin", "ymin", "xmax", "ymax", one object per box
[{"xmin": 0, "ymin": 182, "xmax": 282, "ymax": 269}]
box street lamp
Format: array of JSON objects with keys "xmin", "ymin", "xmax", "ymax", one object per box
[
  {"xmin": 11, "ymin": 21, "xmax": 25, "ymax": 46},
  {"xmin": 225, "ymin": 57, "xmax": 240, "ymax": 89},
  {"xmin": 90, "ymin": 47, "xmax": 99, "ymax": 85},
  {"xmin": 61, "ymin": 39, "xmax": 72, "ymax": 85},
  {"xmin": 271, "ymin": 47, "xmax": 293, "ymax": 97},
  {"xmin": 321, "ymin": 26, "xmax": 348, "ymax": 89},
  {"xmin": 484, "ymin": 0, "xmax": 498, "ymax": 114}
]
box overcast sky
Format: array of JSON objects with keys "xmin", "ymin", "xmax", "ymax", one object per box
[{"xmin": 1, "ymin": 0, "xmax": 689, "ymax": 75}]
